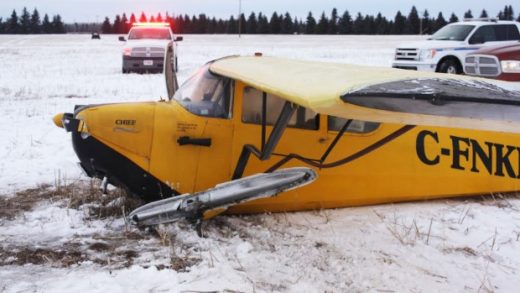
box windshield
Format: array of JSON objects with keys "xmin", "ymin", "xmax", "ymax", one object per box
[
  {"xmin": 173, "ymin": 65, "xmax": 232, "ymax": 118},
  {"xmin": 128, "ymin": 27, "xmax": 171, "ymax": 40},
  {"xmin": 429, "ymin": 25, "xmax": 475, "ymax": 41}
]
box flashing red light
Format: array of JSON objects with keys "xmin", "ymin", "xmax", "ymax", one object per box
[
  {"xmin": 132, "ymin": 22, "xmax": 170, "ymax": 27},
  {"xmin": 123, "ymin": 47, "xmax": 132, "ymax": 56}
]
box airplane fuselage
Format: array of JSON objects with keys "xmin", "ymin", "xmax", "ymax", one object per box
[{"xmin": 63, "ymin": 76, "xmax": 520, "ymax": 214}]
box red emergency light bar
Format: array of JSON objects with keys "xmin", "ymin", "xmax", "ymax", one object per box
[{"xmin": 132, "ymin": 22, "xmax": 170, "ymax": 27}]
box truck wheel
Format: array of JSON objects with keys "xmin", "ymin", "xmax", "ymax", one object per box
[
  {"xmin": 122, "ymin": 68, "xmax": 129, "ymax": 74},
  {"xmin": 438, "ymin": 59, "xmax": 461, "ymax": 74}
]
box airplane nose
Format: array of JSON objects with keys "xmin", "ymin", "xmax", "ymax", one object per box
[
  {"xmin": 64, "ymin": 102, "xmax": 177, "ymax": 202},
  {"xmin": 52, "ymin": 113, "xmax": 65, "ymax": 128}
]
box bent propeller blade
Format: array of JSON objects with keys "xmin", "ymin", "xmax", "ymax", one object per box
[{"xmin": 128, "ymin": 167, "xmax": 317, "ymax": 226}]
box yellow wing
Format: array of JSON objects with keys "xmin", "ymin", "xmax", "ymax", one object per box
[{"xmin": 210, "ymin": 56, "xmax": 520, "ymax": 133}]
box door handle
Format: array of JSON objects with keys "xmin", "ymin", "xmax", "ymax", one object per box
[{"xmin": 177, "ymin": 136, "xmax": 212, "ymax": 147}]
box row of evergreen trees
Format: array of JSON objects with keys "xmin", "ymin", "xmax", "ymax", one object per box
[
  {"xmin": 0, "ymin": 8, "xmax": 65, "ymax": 34},
  {"xmin": 1, "ymin": 5, "xmax": 519, "ymax": 35},
  {"xmin": 101, "ymin": 5, "xmax": 520, "ymax": 35}
]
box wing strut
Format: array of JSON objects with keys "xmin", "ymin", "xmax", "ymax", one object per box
[
  {"xmin": 320, "ymin": 119, "xmax": 353, "ymax": 163},
  {"xmin": 232, "ymin": 101, "xmax": 297, "ymax": 179}
]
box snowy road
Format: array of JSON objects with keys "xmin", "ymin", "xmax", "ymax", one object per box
[{"xmin": 0, "ymin": 34, "xmax": 519, "ymax": 292}]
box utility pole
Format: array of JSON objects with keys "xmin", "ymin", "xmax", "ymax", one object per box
[
  {"xmin": 419, "ymin": 10, "xmax": 424, "ymax": 35},
  {"xmin": 238, "ymin": 0, "xmax": 242, "ymax": 38}
]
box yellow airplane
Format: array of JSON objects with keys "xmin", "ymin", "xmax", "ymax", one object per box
[{"xmin": 53, "ymin": 45, "xmax": 520, "ymax": 227}]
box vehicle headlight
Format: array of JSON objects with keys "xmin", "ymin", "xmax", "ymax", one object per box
[
  {"xmin": 500, "ymin": 60, "xmax": 520, "ymax": 73},
  {"xmin": 420, "ymin": 49, "xmax": 436, "ymax": 60}
]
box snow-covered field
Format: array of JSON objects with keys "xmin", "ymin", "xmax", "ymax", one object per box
[{"xmin": 1, "ymin": 34, "xmax": 520, "ymax": 292}]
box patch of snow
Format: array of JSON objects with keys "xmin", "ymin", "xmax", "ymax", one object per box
[
  {"xmin": 1, "ymin": 265, "xmax": 179, "ymax": 293},
  {"xmin": 0, "ymin": 203, "xmax": 109, "ymax": 244}
]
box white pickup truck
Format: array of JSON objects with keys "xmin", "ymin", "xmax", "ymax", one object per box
[
  {"xmin": 119, "ymin": 22, "xmax": 183, "ymax": 74},
  {"xmin": 392, "ymin": 19, "xmax": 520, "ymax": 74}
]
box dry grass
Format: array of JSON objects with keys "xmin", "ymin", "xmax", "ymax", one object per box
[
  {"xmin": 442, "ymin": 246, "xmax": 478, "ymax": 257},
  {"xmin": 169, "ymin": 249, "xmax": 201, "ymax": 272},
  {"xmin": 371, "ymin": 192, "xmax": 520, "ymax": 247},
  {"xmin": 0, "ymin": 178, "xmax": 143, "ymax": 221},
  {"xmin": 373, "ymin": 210, "xmax": 440, "ymax": 246},
  {"xmin": 0, "ymin": 239, "xmax": 142, "ymax": 269},
  {"xmin": 451, "ymin": 192, "xmax": 520, "ymax": 210},
  {"xmin": 0, "ymin": 179, "xmax": 205, "ymax": 271},
  {"xmin": 153, "ymin": 226, "xmax": 203, "ymax": 272},
  {"xmin": 0, "ymin": 183, "xmax": 55, "ymax": 220},
  {"xmin": 60, "ymin": 179, "xmax": 143, "ymax": 220},
  {"xmin": 0, "ymin": 244, "xmax": 87, "ymax": 267},
  {"xmin": 0, "ymin": 179, "xmax": 152, "ymax": 269}
]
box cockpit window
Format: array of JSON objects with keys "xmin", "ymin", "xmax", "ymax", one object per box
[{"xmin": 173, "ymin": 65, "xmax": 233, "ymax": 118}]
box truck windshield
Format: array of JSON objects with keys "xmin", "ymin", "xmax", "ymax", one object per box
[
  {"xmin": 128, "ymin": 28, "xmax": 171, "ymax": 40},
  {"xmin": 429, "ymin": 25, "xmax": 475, "ymax": 41},
  {"xmin": 173, "ymin": 65, "xmax": 232, "ymax": 119}
]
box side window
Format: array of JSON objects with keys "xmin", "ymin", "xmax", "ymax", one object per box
[
  {"xmin": 469, "ymin": 25, "xmax": 496, "ymax": 44},
  {"xmin": 242, "ymin": 86, "xmax": 319, "ymax": 130},
  {"xmin": 328, "ymin": 116, "xmax": 379, "ymax": 134},
  {"xmin": 494, "ymin": 25, "xmax": 520, "ymax": 41}
]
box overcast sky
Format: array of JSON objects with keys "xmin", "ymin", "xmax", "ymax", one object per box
[{"xmin": 1, "ymin": 0, "xmax": 517, "ymax": 23}]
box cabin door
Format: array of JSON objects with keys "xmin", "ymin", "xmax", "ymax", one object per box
[
  {"xmin": 169, "ymin": 70, "xmax": 235, "ymax": 194},
  {"xmin": 191, "ymin": 118, "xmax": 234, "ymax": 191}
]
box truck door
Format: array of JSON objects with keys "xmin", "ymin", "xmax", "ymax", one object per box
[{"xmin": 469, "ymin": 24, "xmax": 520, "ymax": 47}]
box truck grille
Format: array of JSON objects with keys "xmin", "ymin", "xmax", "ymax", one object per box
[
  {"xmin": 131, "ymin": 47, "xmax": 165, "ymax": 58},
  {"xmin": 395, "ymin": 48, "xmax": 419, "ymax": 61},
  {"xmin": 464, "ymin": 55, "xmax": 500, "ymax": 77}
]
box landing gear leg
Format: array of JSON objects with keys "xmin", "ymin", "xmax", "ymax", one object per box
[{"xmin": 195, "ymin": 219, "xmax": 205, "ymax": 238}]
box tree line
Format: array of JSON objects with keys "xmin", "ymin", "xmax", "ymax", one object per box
[
  {"xmin": 0, "ymin": 8, "xmax": 65, "ymax": 34},
  {"xmin": 1, "ymin": 5, "xmax": 518, "ymax": 35},
  {"xmin": 99, "ymin": 5, "xmax": 519, "ymax": 35}
]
